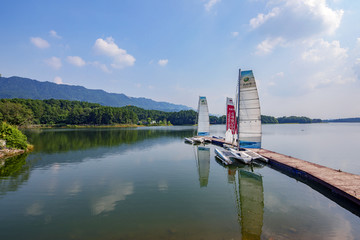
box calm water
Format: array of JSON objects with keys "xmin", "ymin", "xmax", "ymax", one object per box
[{"xmin": 0, "ymin": 124, "xmax": 359, "ymax": 239}]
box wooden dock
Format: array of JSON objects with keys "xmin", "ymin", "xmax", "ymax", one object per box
[
  {"xmin": 255, "ymin": 149, "xmax": 360, "ymax": 211},
  {"xmin": 202, "ymin": 136, "xmax": 360, "ymax": 214}
]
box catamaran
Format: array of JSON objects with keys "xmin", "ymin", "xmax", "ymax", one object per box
[
  {"xmin": 184, "ymin": 96, "xmax": 210, "ymax": 144},
  {"xmin": 215, "ymin": 69, "xmax": 267, "ymax": 164}
]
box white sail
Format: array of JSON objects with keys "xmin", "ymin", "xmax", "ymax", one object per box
[
  {"xmin": 238, "ymin": 70, "xmax": 262, "ymax": 148},
  {"xmin": 197, "ymin": 96, "xmax": 210, "ymax": 136}
]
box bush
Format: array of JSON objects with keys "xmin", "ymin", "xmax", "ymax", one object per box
[{"xmin": 0, "ymin": 122, "xmax": 28, "ymax": 150}]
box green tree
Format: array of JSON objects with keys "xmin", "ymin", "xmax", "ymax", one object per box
[
  {"xmin": 0, "ymin": 122, "xmax": 28, "ymax": 150},
  {"xmin": 0, "ymin": 101, "xmax": 33, "ymax": 126}
]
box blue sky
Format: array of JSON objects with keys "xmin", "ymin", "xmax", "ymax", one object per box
[{"xmin": 1, "ymin": 0, "xmax": 360, "ymax": 118}]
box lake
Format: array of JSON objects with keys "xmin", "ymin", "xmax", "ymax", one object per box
[{"xmin": 0, "ymin": 123, "xmax": 359, "ymax": 239}]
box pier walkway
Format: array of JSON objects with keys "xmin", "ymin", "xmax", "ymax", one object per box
[{"xmin": 202, "ymin": 136, "xmax": 360, "ymax": 212}]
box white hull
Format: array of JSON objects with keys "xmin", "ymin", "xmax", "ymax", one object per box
[{"xmin": 214, "ymin": 148, "xmax": 251, "ymax": 165}]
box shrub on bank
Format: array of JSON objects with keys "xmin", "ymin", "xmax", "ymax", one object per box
[{"xmin": 0, "ymin": 122, "xmax": 28, "ymax": 150}]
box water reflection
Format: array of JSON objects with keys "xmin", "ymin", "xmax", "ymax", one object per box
[
  {"xmin": 0, "ymin": 127, "xmax": 194, "ymax": 197},
  {"xmin": 91, "ymin": 182, "xmax": 134, "ymax": 215},
  {"xmin": 25, "ymin": 127, "xmax": 194, "ymax": 153},
  {"xmin": 238, "ymin": 170, "xmax": 264, "ymax": 240},
  {"xmin": 215, "ymin": 159, "xmax": 264, "ymax": 239},
  {"xmin": 195, "ymin": 146, "xmax": 210, "ymax": 187},
  {"xmin": 0, "ymin": 154, "xmax": 30, "ymax": 196}
]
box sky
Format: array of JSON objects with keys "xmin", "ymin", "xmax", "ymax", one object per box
[{"xmin": 1, "ymin": 0, "xmax": 360, "ymax": 119}]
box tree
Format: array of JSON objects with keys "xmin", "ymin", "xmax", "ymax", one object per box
[{"xmin": 0, "ymin": 101, "xmax": 33, "ymax": 126}]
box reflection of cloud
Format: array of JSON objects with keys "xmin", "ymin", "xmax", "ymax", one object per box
[
  {"xmin": 158, "ymin": 180, "xmax": 168, "ymax": 191},
  {"xmin": 67, "ymin": 181, "xmax": 82, "ymax": 195},
  {"xmin": 26, "ymin": 202, "xmax": 43, "ymax": 216},
  {"xmin": 92, "ymin": 182, "xmax": 134, "ymax": 215}
]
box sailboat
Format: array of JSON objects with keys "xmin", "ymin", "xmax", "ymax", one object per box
[
  {"xmin": 184, "ymin": 96, "xmax": 210, "ymax": 144},
  {"xmin": 215, "ymin": 69, "xmax": 267, "ymax": 164}
]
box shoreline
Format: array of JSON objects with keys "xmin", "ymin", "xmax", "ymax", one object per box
[
  {"xmin": 19, "ymin": 123, "xmax": 176, "ymax": 129},
  {"xmin": 0, "ymin": 148, "xmax": 25, "ymax": 161}
]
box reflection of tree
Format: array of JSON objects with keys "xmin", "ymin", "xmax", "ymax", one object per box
[
  {"xmin": 0, "ymin": 127, "xmax": 195, "ymax": 196},
  {"xmin": 195, "ymin": 146, "xmax": 210, "ymax": 187},
  {"xmin": 25, "ymin": 127, "xmax": 195, "ymax": 153},
  {"xmin": 0, "ymin": 154, "xmax": 30, "ymax": 195}
]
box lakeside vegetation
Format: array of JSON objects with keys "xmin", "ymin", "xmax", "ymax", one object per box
[
  {"xmin": 0, "ymin": 122, "xmax": 32, "ymax": 160},
  {"xmin": 1, "ymin": 98, "xmax": 359, "ymax": 129},
  {"xmin": 0, "ymin": 122, "xmax": 29, "ymax": 150}
]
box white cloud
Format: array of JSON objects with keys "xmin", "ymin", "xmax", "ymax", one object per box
[
  {"xmin": 249, "ymin": 0, "xmax": 343, "ymax": 40},
  {"xmin": 90, "ymin": 61, "xmax": 111, "ymax": 73},
  {"xmin": 158, "ymin": 59, "xmax": 168, "ymax": 66},
  {"xmin": 250, "ymin": 7, "xmax": 280, "ymax": 29},
  {"xmin": 49, "ymin": 30, "xmax": 61, "ymax": 39},
  {"xmin": 256, "ymin": 37, "xmax": 285, "ymax": 55},
  {"xmin": 276, "ymin": 72, "xmax": 284, "ymax": 77},
  {"xmin": 231, "ymin": 32, "xmax": 239, "ymax": 37},
  {"xmin": 45, "ymin": 57, "xmax": 62, "ymax": 70},
  {"xmin": 53, "ymin": 76, "xmax": 63, "ymax": 84},
  {"xmin": 302, "ymin": 39, "xmax": 347, "ymax": 63},
  {"xmin": 67, "ymin": 56, "xmax": 86, "ymax": 67},
  {"xmin": 204, "ymin": 0, "xmax": 221, "ymax": 12},
  {"xmin": 93, "ymin": 37, "xmax": 135, "ymax": 69},
  {"xmin": 30, "ymin": 37, "xmax": 50, "ymax": 49}
]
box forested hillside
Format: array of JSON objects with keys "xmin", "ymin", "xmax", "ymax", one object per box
[{"xmin": 0, "ymin": 76, "xmax": 191, "ymax": 112}]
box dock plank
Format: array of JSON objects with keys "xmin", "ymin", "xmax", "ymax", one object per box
[
  {"xmin": 255, "ymin": 148, "xmax": 360, "ymax": 206},
  {"xmin": 202, "ymin": 136, "xmax": 360, "ymax": 210}
]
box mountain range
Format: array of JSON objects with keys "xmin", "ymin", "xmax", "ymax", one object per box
[{"xmin": 0, "ymin": 76, "xmax": 191, "ymax": 112}]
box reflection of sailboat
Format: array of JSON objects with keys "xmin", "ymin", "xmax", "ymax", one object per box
[
  {"xmin": 216, "ymin": 160, "xmax": 264, "ymax": 239},
  {"xmin": 237, "ymin": 170, "xmax": 264, "ymax": 240},
  {"xmin": 195, "ymin": 146, "xmax": 210, "ymax": 187}
]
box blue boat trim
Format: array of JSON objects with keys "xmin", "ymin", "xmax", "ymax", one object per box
[
  {"xmin": 240, "ymin": 141, "xmax": 261, "ymax": 148},
  {"xmin": 198, "ymin": 132, "xmax": 210, "ymax": 136}
]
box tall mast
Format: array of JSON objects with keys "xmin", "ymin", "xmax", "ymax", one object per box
[{"xmin": 237, "ymin": 69, "xmax": 241, "ymax": 150}]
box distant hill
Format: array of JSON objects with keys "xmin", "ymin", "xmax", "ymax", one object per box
[{"xmin": 0, "ymin": 76, "xmax": 191, "ymax": 112}]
